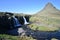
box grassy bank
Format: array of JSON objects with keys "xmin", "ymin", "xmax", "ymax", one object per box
[{"xmin": 0, "ymin": 34, "xmax": 36, "ymax": 40}]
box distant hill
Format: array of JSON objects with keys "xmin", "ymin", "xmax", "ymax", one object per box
[
  {"xmin": 0, "ymin": 12, "xmax": 31, "ymax": 16},
  {"xmin": 0, "ymin": 12, "xmax": 5, "ymax": 16},
  {"xmin": 30, "ymin": 2, "xmax": 60, "ymax": 31}
]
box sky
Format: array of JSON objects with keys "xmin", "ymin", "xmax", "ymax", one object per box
[{"xmin": 0, "ymin": 0, "xmax": 60, "ymax": 14}]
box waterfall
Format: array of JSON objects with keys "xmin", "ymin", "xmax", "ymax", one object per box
[
  {"xmin": 23, "ymin": 16, "xmax": 29, "ymax": 25},
  {"xmin": 12, "ymin": 16, "xmax": 22, "ymax": 27}
]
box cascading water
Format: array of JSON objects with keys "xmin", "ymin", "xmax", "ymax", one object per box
[
  {"xmin": 23, "ymin": 16, "xmax": 29, "ymax": 25},
  {"xmin": 12, "ymin": 16, "xmax": 22, "ymax": 27}
]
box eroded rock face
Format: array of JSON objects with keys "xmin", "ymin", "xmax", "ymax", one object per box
[
  {"xmin": 0, "ymin": 16, "xmax": 11, "ymax": 33},
  {"xmin": 6, "ymin": 27, "xmax": 25, "ymax": 36}
]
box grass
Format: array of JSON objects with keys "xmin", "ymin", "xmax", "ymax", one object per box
[
  {"xmin": 0, "ymin": 34, "xmax": 36, "ymax": 40},
  {"xmin": 29, "ymin": 15, "xmax": 60, "ymax": 31},
  {"xmin": 0, "ymin": 34, "xmax": 19, "ymax": 40},
  {"xmin": 28, "ymin": 24, "xmax": 59, "ymax": 31},
  {"xmin": 51, "ymin": 38, "xmax": 58, "ymax": 40},
  {"xmin": 38, "ymin": 26, "xmax": 59, "ymax": 31}
]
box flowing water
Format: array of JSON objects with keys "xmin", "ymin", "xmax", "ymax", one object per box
[{"xmin": 23, "ymin": 16, "xmax": 29, "ymax": 25}]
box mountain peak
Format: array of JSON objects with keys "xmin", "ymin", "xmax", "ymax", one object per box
[
  {"xmin": 44, "ymin": 2, "xmax": 56, "ymax": 10},
  {"xmin": 40, "ymin": 2, "xmax": 60, "ymax": 12},
  {"xmin": 46, "ymin": 2, "xmax": 53, "ymax": 6},
  {"xmin": 35, "ymin": 2, "xmax": 60, "ymax": 16}
]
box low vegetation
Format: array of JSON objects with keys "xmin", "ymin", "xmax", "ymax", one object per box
[
  {"xmin": 28, "ymin": 23, "xmax": 59, "ymax": 31},
  {"xmin": 29, "ymin": 15, "xmax": 60, "ymax": 31},
  {"xmin": 0, "ymin": 34, "xmax": 36, "ymax": 40}
]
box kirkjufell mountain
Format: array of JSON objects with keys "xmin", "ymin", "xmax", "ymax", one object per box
[
  {"xmin": 30, "ymin": 2, "xmax": 60, "ymax": 31},
  {"xmin": 35, "ymin": 2, "xmax": 60, "ymax": 16}
]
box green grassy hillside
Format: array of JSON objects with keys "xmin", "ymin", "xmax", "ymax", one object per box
[{"xmin": 29, "ymin": 3, "xmax": 60, "ymax": 31}]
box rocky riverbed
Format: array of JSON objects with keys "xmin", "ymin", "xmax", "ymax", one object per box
[{"xmin": 6, "ymin": 25, "xmax": 60, "ymax": 40}]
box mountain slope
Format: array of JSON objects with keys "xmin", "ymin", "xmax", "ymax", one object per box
[
  {"xmin": 30, "ymin": 3, "xmax": 60, "ymax": 31},
  {"xmin": 35, "ymin": 2, "xmax": 60, "ymax": 16}
]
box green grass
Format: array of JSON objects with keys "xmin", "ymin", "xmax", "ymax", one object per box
[
  {"xmin": 0, "ymin": 34, "xmax": 19, "ymax": 40},
  {"xmin": 30, "ymin": 15, "xmax": 60, "ymax": 31},
  {"xmin": 51, "ymin": 38, "xmax": 58, "ymax": 40},
  {"xmin": 38, "ymin": 26, "xmax": 59, "ymax": 31},
  {"xmin": 0, "ymin": 34, "xmax": 36, "ymax": 40},
  {"xmin": 28, "ymin": 24, "xmax": 59, "ymax": 31}
]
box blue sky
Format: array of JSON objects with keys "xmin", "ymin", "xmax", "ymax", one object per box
[{"xmin": 0, "ymin": 0, "xmax": 60, "ymax": 14}]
